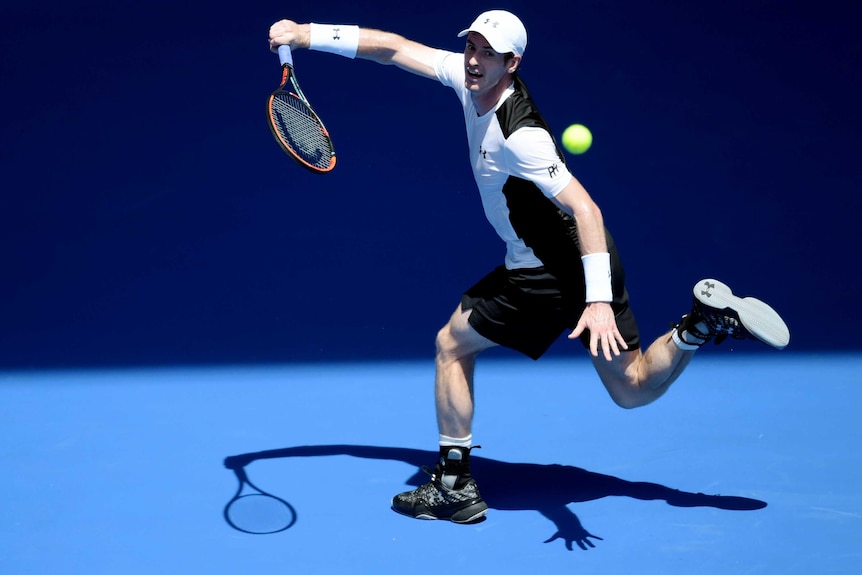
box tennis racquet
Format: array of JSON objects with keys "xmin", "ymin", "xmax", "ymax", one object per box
[
  {"xmin": 223, "ymin": 464, "xmax": 297, "ymax": 534},
  {"xmin": 266, "ymin": 45, "xmax": 336, "ymax": 174}
]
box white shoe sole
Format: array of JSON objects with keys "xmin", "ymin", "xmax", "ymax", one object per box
[{"xmin": 694, "ymin": 279, "xmax": 790, "ymax": 349}]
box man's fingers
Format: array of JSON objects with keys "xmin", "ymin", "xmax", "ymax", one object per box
[
  {"xmin": 568, "ymin": 319, "xmax": 586, "ymax": 340},
  {"xmin": 602, "ymin": 333, "xmax": 613, "ymax": 361},
  {"xmin": 597, "ymin": 329, "xmax": 626, "ymax": 361},
  {"xmin": 590, "ymin": 333, "xmax": 600, "ymax": 357},
  {"xmin": 616, "ymin": 331, "xmax": 629, "ymax": 351}
]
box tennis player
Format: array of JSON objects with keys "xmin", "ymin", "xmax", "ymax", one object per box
[{"xmin": 268, "ymin": 10, "xmax": 790, "ymax": 524}]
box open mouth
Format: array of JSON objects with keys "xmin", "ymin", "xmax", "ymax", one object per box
[{"xmin": 467, "ymin": 69, "xmax": 483, "ymax": 79}]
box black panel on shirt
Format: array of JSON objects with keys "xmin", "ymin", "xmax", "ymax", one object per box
[{"xmin": 496, "ymin": 76, "xmax": 583, "ymax": 286}]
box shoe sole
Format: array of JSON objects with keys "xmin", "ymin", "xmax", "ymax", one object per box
[
  {"xmin": 391, "ymin": 500, "xmax": 489, "ymax": 524},
  {"xmin": 450, "ymin": 501, "xmax": 489, "ymax": 524},
  {"xmin": 694, "ymin": 279, "xmax": 790, "ymax": 349}
]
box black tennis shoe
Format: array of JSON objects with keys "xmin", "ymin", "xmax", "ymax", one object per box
[
  {"xmin": 680, "ymin": 278, "xmax": 790, "ymax": 349},
  {"xmin": 391, "ymin": 467, "xmax": 488, "ymax": 524}
]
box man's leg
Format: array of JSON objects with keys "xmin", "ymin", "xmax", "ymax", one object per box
[
  {"xmin": 391, "ymin": 305, "xmax": 497, "ymax": 523},
  {"xmin": 435, "ymin": 304, "xmax": 498, "ymax": 438},
  {"xmin": 592, "ymin": 332, "xmax": 695, "ymax": 409},
  {"xmin": 594, "ymin": 278, "xmax": 789, "ymax": 409}
]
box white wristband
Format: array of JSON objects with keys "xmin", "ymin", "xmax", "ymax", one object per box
[
  {"xmin": 581, "ymin": 252, "xmax": 613, "ymax": 303},
  {"xmin": 309, "ymin": 23, "xmax": 360, "ymax": 59}
]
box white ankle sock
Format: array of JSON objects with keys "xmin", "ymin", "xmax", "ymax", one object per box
[
  {"xmin": 672, "ymin": 329, "xmax": 702, "ymax": 351},
  {"xmin": 439, "ymin": 434, "xmax": 472, "ymax": 448}
]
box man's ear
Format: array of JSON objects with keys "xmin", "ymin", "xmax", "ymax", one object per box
[{"xmin": 508, "ymin": 55, "xmax": 522, "ymax": 74}]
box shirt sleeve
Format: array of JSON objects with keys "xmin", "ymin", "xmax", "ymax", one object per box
[
  {"xmin": 433, "ymin": 50, "xmax": 464, "ymax": 89},
  {"xmin": 504, "ymin": 127, "xmax": 573, "ymax": 198}
]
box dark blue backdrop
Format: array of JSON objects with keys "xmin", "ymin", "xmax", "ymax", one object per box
[{"xmin": 2, "ymin": 0, "xmax": 859, "ymax": 368}]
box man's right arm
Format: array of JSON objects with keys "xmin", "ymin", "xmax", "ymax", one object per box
[{"xmin": 269, "ymin": 20, "xmax": 440, "ymax": 79}]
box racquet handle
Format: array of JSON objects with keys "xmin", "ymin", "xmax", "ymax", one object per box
[{"xmin": 277, "ymin": 45, "xmax": 294, "ymax": 67}]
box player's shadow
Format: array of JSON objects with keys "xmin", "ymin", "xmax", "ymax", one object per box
[{"xmin": 223, "ymin": 444, "xmax": 766, "ymax": 550}]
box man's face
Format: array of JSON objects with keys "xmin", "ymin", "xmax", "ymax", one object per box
[{"xmin": 462, "ymin": 32, "xmax": 519, "ymax": 97}]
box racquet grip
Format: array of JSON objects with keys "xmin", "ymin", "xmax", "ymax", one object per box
[{"xmin": 277, "ymin": 45, "xmax": 294, "ymax": 67}]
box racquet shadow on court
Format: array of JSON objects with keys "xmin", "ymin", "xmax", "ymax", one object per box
[{"xmin": 223, "ymin": 444, "xmax": 766, "ymax": 550}]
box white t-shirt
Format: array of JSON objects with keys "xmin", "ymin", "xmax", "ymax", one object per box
[{"xmin": 433, "ymin": 50, "xmax": 578, "ymax": 272}]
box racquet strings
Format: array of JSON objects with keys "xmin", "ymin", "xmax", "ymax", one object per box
[{"xmin": 270, "ymin": 92, "xmax": 333, "ymax": 170}]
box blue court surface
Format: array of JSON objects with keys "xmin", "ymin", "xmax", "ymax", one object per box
[{"xmin": 2, "ymin": 352, "xmax": 859, "ymax": 574}]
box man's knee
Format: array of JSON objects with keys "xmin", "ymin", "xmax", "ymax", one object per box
[
  {"xmin": 436, "ymin": 316, "xmax": 468, "ymax": 360},
  {"xmin": 436, "ymin": 308, "xmax": 494, "ymax": 362},
  {"xmin": 435, "ymin": 323, "xmax": 454, "ymax": 356},
  {"xmin": 596, "ymin": 343, "xmax": 686, "ymax": 409},
  {"xmin": 606, "ymin": 385, "xmax": 651, "ymax": 409},
  {"xmin": 594, "ymin": 358, "xmax": 657, "ymax": 409}
]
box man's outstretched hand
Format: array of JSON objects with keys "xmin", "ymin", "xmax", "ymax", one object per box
[{"xmin": 569, "ymin": 301, "xmax": 628, "ymax": 361}]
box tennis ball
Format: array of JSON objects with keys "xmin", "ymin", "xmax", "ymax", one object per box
[{"xmin": 561, "ymin": 124, "xmax": 593, "ymax": 155}]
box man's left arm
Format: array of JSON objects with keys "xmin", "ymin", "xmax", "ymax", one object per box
[{"xmin": 552, "ymin": 178, "xmax": 629, "ymax": 360}]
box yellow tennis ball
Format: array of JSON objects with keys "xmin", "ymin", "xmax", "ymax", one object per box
[{"xmin": 561, "ymin": 124, "xmax": 593, "ymax": 155}]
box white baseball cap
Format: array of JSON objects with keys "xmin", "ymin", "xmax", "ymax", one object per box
[{"xmin": 457, "ymin": 10, "xmax": 527, "ymax": 56}]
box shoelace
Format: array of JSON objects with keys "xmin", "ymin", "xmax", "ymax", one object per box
[{"xmin": 704, "ymin": 313, "xmax": 747, "ymax": 344}]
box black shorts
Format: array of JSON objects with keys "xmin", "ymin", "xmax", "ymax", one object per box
[{"xmin": 461, "ymin": 241, "xmax": 640, "ymax": 360}]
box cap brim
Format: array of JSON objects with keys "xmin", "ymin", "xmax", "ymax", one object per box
[{"xmin": 456, "ymin": 28, "xmax": 510, "ymax": 54}]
